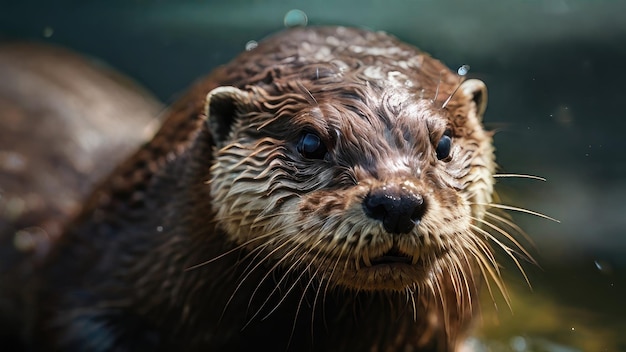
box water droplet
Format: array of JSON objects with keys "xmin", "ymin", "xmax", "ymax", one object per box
[
  {"xmin": 43, "ymin": 26, "xmax": 54, "ymax": 38},
  {"xmin": 457, "ymin": 64, "xmax": 470, "ymax": 76},
  {"xmin": 284, "ymin": 9, "xmax": 308, "ymax": 28},
  {"xmin": 595, "ymin": 260, "xmax": 603, "ymax": 270},
  {"xmin": 245, "ymin": 40, "xmax": 258, "ymax": 51},
  {"xmin": 594, "ymin": 259, "xmax": 612, "ymax": 274}
]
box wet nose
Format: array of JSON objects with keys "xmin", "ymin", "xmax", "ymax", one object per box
[{"xmin": 363, "ymin": 183, "xmax": 426, "ymax": 234}]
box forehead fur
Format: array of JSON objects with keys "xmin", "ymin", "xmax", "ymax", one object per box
[{"xmin": 222, "ymin": 26, "xmax": 465, "ymax": 108}]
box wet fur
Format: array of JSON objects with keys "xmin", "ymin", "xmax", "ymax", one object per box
[{"xmin": 28, "ymin": 27, "xmax": 530, "ymax": 351}]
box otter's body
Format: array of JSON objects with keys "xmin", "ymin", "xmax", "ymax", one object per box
[
  {"xmin": 26, "ymin": 27, "xmax": 497, "ymax": 351},
  {"xmin": 0, "ymin": 42, "xmax": 162, "ymax": 348}
]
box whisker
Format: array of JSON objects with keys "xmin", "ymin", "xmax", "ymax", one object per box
[
  {"xmin": 450, "ymin": 255, "xmax": 471, "ymax": 313},
  {"xmin": 458, "ymin": 250, "xmax": 477, "ymax": 313},
  {"xmin": 432, "ymin": 70, "xmax": 443, "ymax": 103},
  {"xmin": 467, "ymin": 244, "xmax": 511, "ymax": 310},
  {"xmin": 476, "ymin": 203, "xmax": 560, "ymax": 223},
  {"xmin": 185, "ymin": 233, "xmax": 277, "ymax": 271},
  {"xmin": 242, "ymin": 225, "xmax": 327, "ymax": 329},
  {"xmin": 309, "ymin": 254, "xmax": 330, "ymax": 343},
  {"xmin": 280, "ymin": 253, "xmax": 315, "ymax": 348},
  {"xmin": 460, "ymin": 232, "xmax": 500, "ymax": 271},
  {"xmin": 258, "ymin": 240, "xmax": 323, "ymax": 322},
  {"xmin": 469, "ymin": 223, "xmax": 516, "ymax": 265},
  {"xmin": 291, "ymin": 250, "xmax": 331, "ymax": 348},
  {"xmin": 236, "ymin": 233, "xmax": 293, "ymax": 284},
  {"xmin": 454, "ymin": 235, "xmax": 502, "ymax": 315},
  {"xmin": 484, "ymin": 211, "xmax": 535, "ymax": 247},
  {"xmin": 446, "ymin": 259, "xmax": 462, "ymax": 311},
  {"xmin": 243, "ymin": 236, "xmax": 311, "ymax": 317},
  {"xmin": 471, "ymin": 216, "xmax": 536, "ymax": 265},
  {"xmin": 468, "ymin": 246, "xmax": 497, "ymax": 306},
  {"xmin": 219, "ymin": 234, "xmax": 294, "ymax": 322},
  {"xmin": 405, "ymin": 285, "xmax": 417, "ymax": 321},
  {"xmin": 432, "ymin": 263, "xmax": 450, "ymax": 330},
  {"xmin": 471, "ymin": 223, "xmax": 533, "ymax": 289},
  {"xmin": 321, "ymin": 246, "xmax": 347, "ymax": 332},
  {"xmin": 297, "ymin": 81, "xmax": 318, "ymax": 106},
  {"xmin": 493, "ymin": 173, "xmax": 546, "ymax": 181}
]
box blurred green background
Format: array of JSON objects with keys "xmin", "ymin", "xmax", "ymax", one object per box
[{"xmin": 1, "ymin": 0, "xmax": 624, "ymax": 350}]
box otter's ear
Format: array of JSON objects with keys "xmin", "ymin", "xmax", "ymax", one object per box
[
  {"xmin": 459, "ymin": 79, "xmax": 488, "ymax": 121},
  {"xmin": 204, "ymin": 86, "xmax": 254, "ymax": 146}
]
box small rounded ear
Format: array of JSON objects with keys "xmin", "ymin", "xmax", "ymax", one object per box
[
  {"xmin": 460, "ymin": 79, "xmax": 488, "ymax": 120},
  {"xmin": 204, "ymin": 86, "xmax": 254, "ymax": 146}
]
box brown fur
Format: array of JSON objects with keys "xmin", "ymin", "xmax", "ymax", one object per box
[
  {"xmin": 7, "ymin": 27, "xmax": 524, "ymax": 351},
  {"xmin": 0, "ymin": 42, "xmax": 162, "ymax": 347}
]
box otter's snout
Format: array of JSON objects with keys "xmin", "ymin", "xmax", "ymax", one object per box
[{"xmin": 363, "ymin": 182, "xmax": 426, "ymax": 234}]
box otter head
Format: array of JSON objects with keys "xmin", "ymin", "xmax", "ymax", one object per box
[{"xmin": 205, "ymin": 70, "xmax": 494, "ymax": 301}]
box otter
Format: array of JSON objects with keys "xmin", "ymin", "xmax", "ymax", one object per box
[{"xmin": 18, "ymin": 26, "xmax": 514, "ymax": 351}]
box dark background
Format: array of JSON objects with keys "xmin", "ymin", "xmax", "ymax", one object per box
[{"xmin": 1, "ymin": 0, "xmax": 625, "ymax": 350}]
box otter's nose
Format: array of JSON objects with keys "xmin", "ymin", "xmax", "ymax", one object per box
[{"xmin": 363, "ymin": 184, "xmax": 426, "ymax": 234}]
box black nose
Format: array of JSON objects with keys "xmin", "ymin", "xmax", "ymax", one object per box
[{"xmin": 363, "ymin": 184, "xmax": 426, "ymax": 234}]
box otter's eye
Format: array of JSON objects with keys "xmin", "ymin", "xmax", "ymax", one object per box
[
  {"xmin": 436, "ymin": 131, "xmax": 452, "ymax": 160},
  {"xmin": 297, "ymin": 132, "xmax": 327, "ymax": 160}
]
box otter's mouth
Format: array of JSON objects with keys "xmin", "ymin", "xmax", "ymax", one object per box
[
  {"xmin": 361, "ymin": 244, "xmax": 417, "ymax": 268},
  {"xmin": 370, "ymin": 246, "xmax": 413, "ymax": 265},
  {"xmin": 338, "ymin": 243, "xmax": 451, "ymax": 290}
]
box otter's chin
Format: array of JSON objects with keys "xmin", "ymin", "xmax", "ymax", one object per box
[{"xmin": 333, "ymin": 263, "xmax": 429, "ymax": 291}]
